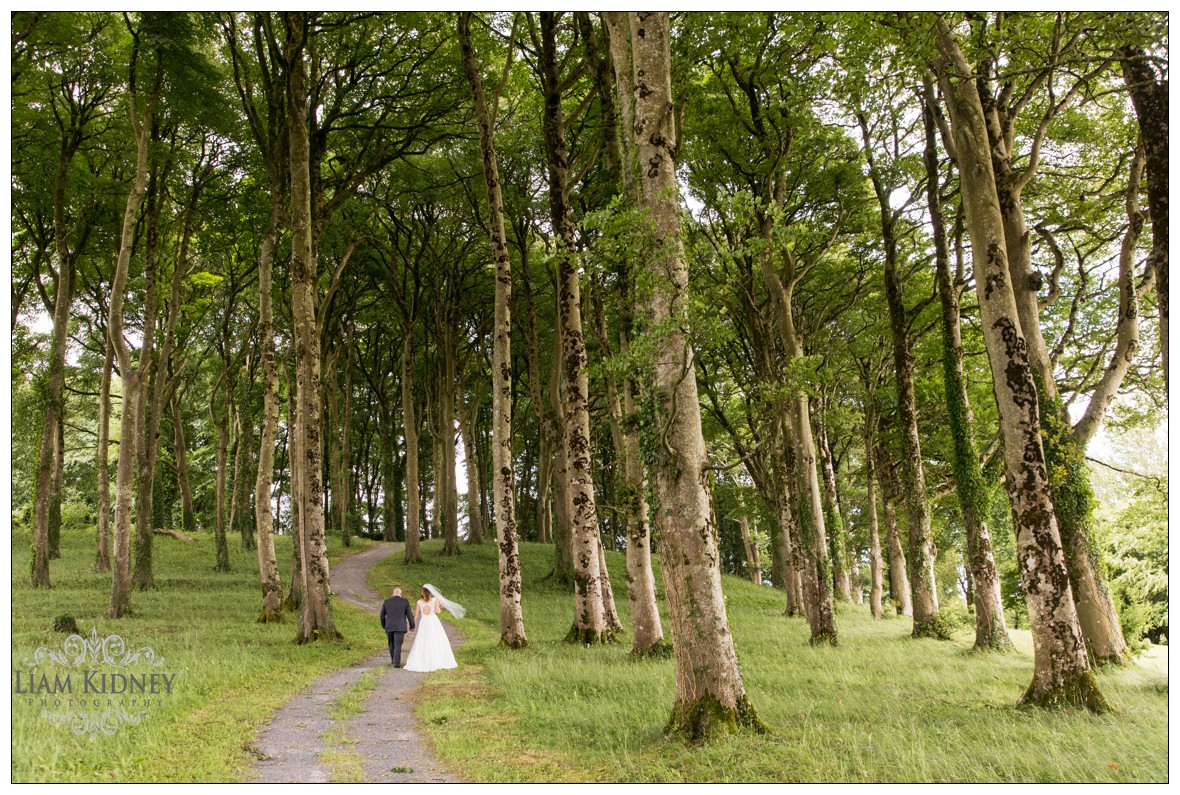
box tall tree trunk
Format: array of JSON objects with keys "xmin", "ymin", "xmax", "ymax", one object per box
[
  {"xmin": 107, "ymin": 43, "xmax": 159, "ymax": 616},
  {"xmin": 48, "ymin": 412, "xmax": 64, "ymax": 559},
  {"xmin": 863, "ymin": 413, "xmax": 884, "ymax": 621},
  {"xmin": 615, "ymin": 11, "xmax": 766, "ymax": 738},
  {"xmin": 172, "ymin": 393, "xmax": 196, "ymax": 533},
  {"xmin": 284, "ymin": 359, "xmax": 304, "ymax": 611},
  {"xmin": 972, "ymin": 39, "xmax": 1128, "ymax": 666},
  {"xmin": 380, "ymin": 404, "xmax": 398, "ymax": 541},
  {"xmin": 34, "ymin": 131, "xmax": 85, "ymax": 584},
  {"xmin": 1120, "ymin": 46, "xmax": 1167, "ymax": 396},
  {"xmin": 325, "ymin": 345, "xmax": 350, "ymax": 546},
  {"xmin": 458, "ymin": 386, "xmax": 485, "ymax": 544},
  {"xmin": 750, "ymin": 161, "xmax": 837, "ymax": 641},
  {"xmin": 254, "ymin": 206, "xmax": 283, "ymax": 621},
  {"xmin": 339, "ymin": 331, "xmax": 354, "ymax": 546},
  {"xmin": 867, "ymin": 150, "xmax": 944, "ymax": 639},
  {"xmin": 618, "ymin": 350, "xmax": 665, "ymax": 653},
  {"xmin": 95, "ymin": 334, "xmax": 114, "ymax": 573},
  {"xmin": 401, "ymin": 340, "xmax": 423, "ymax": 564},
  {"xmin": 439, "ymin": 332, "xmax": 459, "ymax": 555},
  {"xmin": 934, "ymin": 20, "xmax": 1107, "ymax": 711},
  {"xmin": 738, "ymin": 512, "xmax": 762, "ymax": 585},
  {"xmin": 924, "ymin": 92, "xmax": 1009, "ymax": 651},
  {"xmin": 535, "ymin": 433, "xmax": 554, "ymax": 543},
  {"xmin": 538, "ymin": 12, "xmax": 615, "ymax": 644},
  {"xmin": 210, "ymin": 372, "xmax": 233, "ymax": 573},
  {"xmin": 769, "ymin": 415, "xmax": 805, "ymax": 618},
  {"xmin": 593, "ymin": 282, "xmax": 665, "ymax": 653},
  {"xmin": 129, "ymin": 170, "xmax": 164, "ymax": 591},
  {"xmin": 873, "ymin": 440, "xmax": 912, "ymax": 617},
  {"xmin": 286, "ymin": 11, "xmax": 337, "ymax": 643},
  {"xmin": 817, "ymin": 408, "xmax": 851, "ymax": 602},
  {"xmin": 457, "ymin": 11, "xmax": 527, "ymax": 646}
]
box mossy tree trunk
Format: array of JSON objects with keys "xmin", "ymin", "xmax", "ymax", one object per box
[
  {"xmin": 48, "ymin": 412, "xmax": 63, "ymax": 560},
  {"xmin": 934, "ymin": 19, "xmax": 1107, "ymax": 711},
  {"xmin": 615, "ymin": 11, "xmax": 767, "ymax": 739},
  {"xmin": 964, "ymin": 25, "xmax": 1128, "ymax": 666},
  {"xmin": 860, "ymin": 116, "xmax": 945, "ymax": 639},
  {"xmin": 872, "ymin": 439, "xmax": 912, "ymax": 617},
  {"xmin": 457, "ymin": 11, "xmax": 527, "ymax": 647},
  {"xmin": 284, "ymin": 359, "xmax": 304, "ymax": 611},
  {"xmin": 210, "ymin": 367, "xmax": 233, "ymax": 573},
  {"xmin": 922, "ymin": 91, "xmax": 1010, "ymax": 651},
  {"xmin": 95, "ymin": 333, "xmax": 114, "ymax": 573},
  {"xmin": 817, "ymin": 405, "xmax": 851, "ymax": 602},
  {"xmin": 863, "ymin": 411, "xmax": 884, "ymax": 620}
]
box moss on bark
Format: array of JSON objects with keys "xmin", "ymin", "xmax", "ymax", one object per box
[
  {"xmin": 629, "ymin": 640, "xmax": 673, "ymax": 660},
  {"xmin": 1019, "ymin": 670, "xmax": 1114, "ymax": 714},
  {"xmin": 564, "ymin": 625, "xmax": 616, "ymax": 646},
  {"xmin": 911, "ymin": 613, "xmax": 954, "ymax": 641},
  {"xmin": 666, "ymin": 692, "xmax": 770, "ymax": 742}
]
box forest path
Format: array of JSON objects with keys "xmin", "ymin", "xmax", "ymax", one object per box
[{"xmin": 248, "ymin": 542, "xmax": 464, "ymax": 783}]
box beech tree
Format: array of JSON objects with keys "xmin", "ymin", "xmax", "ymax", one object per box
[
  {"xmin": 931, "ymin": 15, "xmax": 1108, "ymax": 711},
  {"xmin": 457, "ymin": 10, "xmax": 528, "ymax": 647},
  {"xmin": 611, "ymin": 10, "xmax": 766, "ymax": 739}
]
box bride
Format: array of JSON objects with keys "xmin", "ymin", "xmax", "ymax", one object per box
[{"xmin": 403, "ymin": 584, "xmax": 464, "ymax": 673}]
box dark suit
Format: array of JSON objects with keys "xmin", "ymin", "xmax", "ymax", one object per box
[{"xmin": 379, "ymin": 595, "xmax": 415, "ymax": 667}]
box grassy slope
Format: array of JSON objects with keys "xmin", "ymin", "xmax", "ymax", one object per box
[
  {"xmin": 10, "ymin": 525, "xmax": 383, "ymax": 783},
  {"xmin": 371, "ymin": 538, "xmax": 1167, "ymax": 783}
]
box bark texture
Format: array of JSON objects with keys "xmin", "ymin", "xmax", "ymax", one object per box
[
  {"xmin": 286, "ymin": 11, "xmax": 337, "ymax": 643},
  {"xmin": 923, "ymin": 93, "xmax": 1009, "ymax": 651},
  {"xmin": 617, "ymin": 11, "xmax": 766, "ymax": 738},
  {"xmin": 934, "ymin": 19, "xmax": 1107, "ymax": 711},
  {"xmin": 538, "ymin": 12, "xmax": 614, "ymax": 645},
  {"xmin": 457, "ymin": 11, "xmax": 527, "ymax": 647},
  {"xmin": 254, "ymin": 204, "xmax": 283, "ymax": 622}
]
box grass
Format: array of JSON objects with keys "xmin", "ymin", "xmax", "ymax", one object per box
[
  {"xmin": 370, "ymin": 538, "xmax": 1168, "ymax": 783},
  {"xmin": 10, "ymin": 523, "xmax": 384, "ymax": 783}
]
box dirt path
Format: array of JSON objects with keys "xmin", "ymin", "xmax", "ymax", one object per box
[{"xmin": 249, "ymin": 542, "xmax": 464, "ymax": 783}]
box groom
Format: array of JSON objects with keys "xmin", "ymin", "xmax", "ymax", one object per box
[{"xmin": 379, "ymin": 587, "xmax": 415, "ymax": 668}]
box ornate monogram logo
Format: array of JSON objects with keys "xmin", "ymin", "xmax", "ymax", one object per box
[{"xmin": 15, "ymin": 628, "xmax": 175, "ymax": 737}]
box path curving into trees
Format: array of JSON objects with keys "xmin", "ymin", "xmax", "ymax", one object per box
[{"xmin": 249, "ymin": 542, "xmax": 465, "ymax": 784}]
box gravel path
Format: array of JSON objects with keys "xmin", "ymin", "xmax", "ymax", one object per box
[{"xmin": 248, "ymin": 542, "xmax": 464, "ymax": 783}]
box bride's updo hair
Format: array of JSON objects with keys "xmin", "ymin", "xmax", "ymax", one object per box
[{"xmin": 421, "ymin": 586, "xmax": 432, "ymax": 602}]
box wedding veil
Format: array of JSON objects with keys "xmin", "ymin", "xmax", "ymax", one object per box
[{"xmin": 423, "ymin": 584, "xmax": 466, "ymax": 618}]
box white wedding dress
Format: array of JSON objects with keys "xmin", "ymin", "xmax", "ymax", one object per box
[{"xmin": 404, "ymin": 599, "xmax": 457, "ymax": 672}]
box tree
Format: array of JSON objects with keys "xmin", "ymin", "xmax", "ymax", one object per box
[
  {"xmin": 921, "ymin": 83, "xmax": 1010, "ymax": 651},
  {"xmin": 458, "ymin": 11, "xmax": 528, "ymax": 648},
  {"xmin": 284, "ymin": 10, "xmax": 338, "ymax": 643},
  {"xmin": 612, "ymin": 10, "xmax": 767, "ymax": 739},
  {"xmin": 931, "ymin": 15, "xmax": 1108, "ymax": 711}
]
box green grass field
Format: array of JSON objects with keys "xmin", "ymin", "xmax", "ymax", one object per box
[
  {"xmin": 9, "ymin": 526, "xmax": 1167, "ymax": 782},
  {"xmin": 371, "ymin": 539, "xmax": 1168, "ymax": 783},
  {"xmin": 9, "ymin": 526, "xmax": 383, "ymax": 783}
]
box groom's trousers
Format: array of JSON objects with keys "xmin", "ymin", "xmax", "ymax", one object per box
[{"xmin": 387, "ymin": 630, "xmax": 407, "ymax": 667}]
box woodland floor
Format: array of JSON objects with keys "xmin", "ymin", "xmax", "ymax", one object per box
[{"xmin": 249, "ymin": 542, "xmax": 465, "ymax": 783}]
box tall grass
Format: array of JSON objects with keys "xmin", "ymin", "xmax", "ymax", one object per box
[
  {"xmin": 371, "ymin": 539, "xmax": 1167, "ymax": 783},
  {"xmin": 10, "ymin": 526, "xmax": 384, "ymax": 782}
]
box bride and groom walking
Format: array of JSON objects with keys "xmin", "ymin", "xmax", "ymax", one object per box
[{"xmin": 379, "ymin": 584, "xmax": 464, "ymax": 672}]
